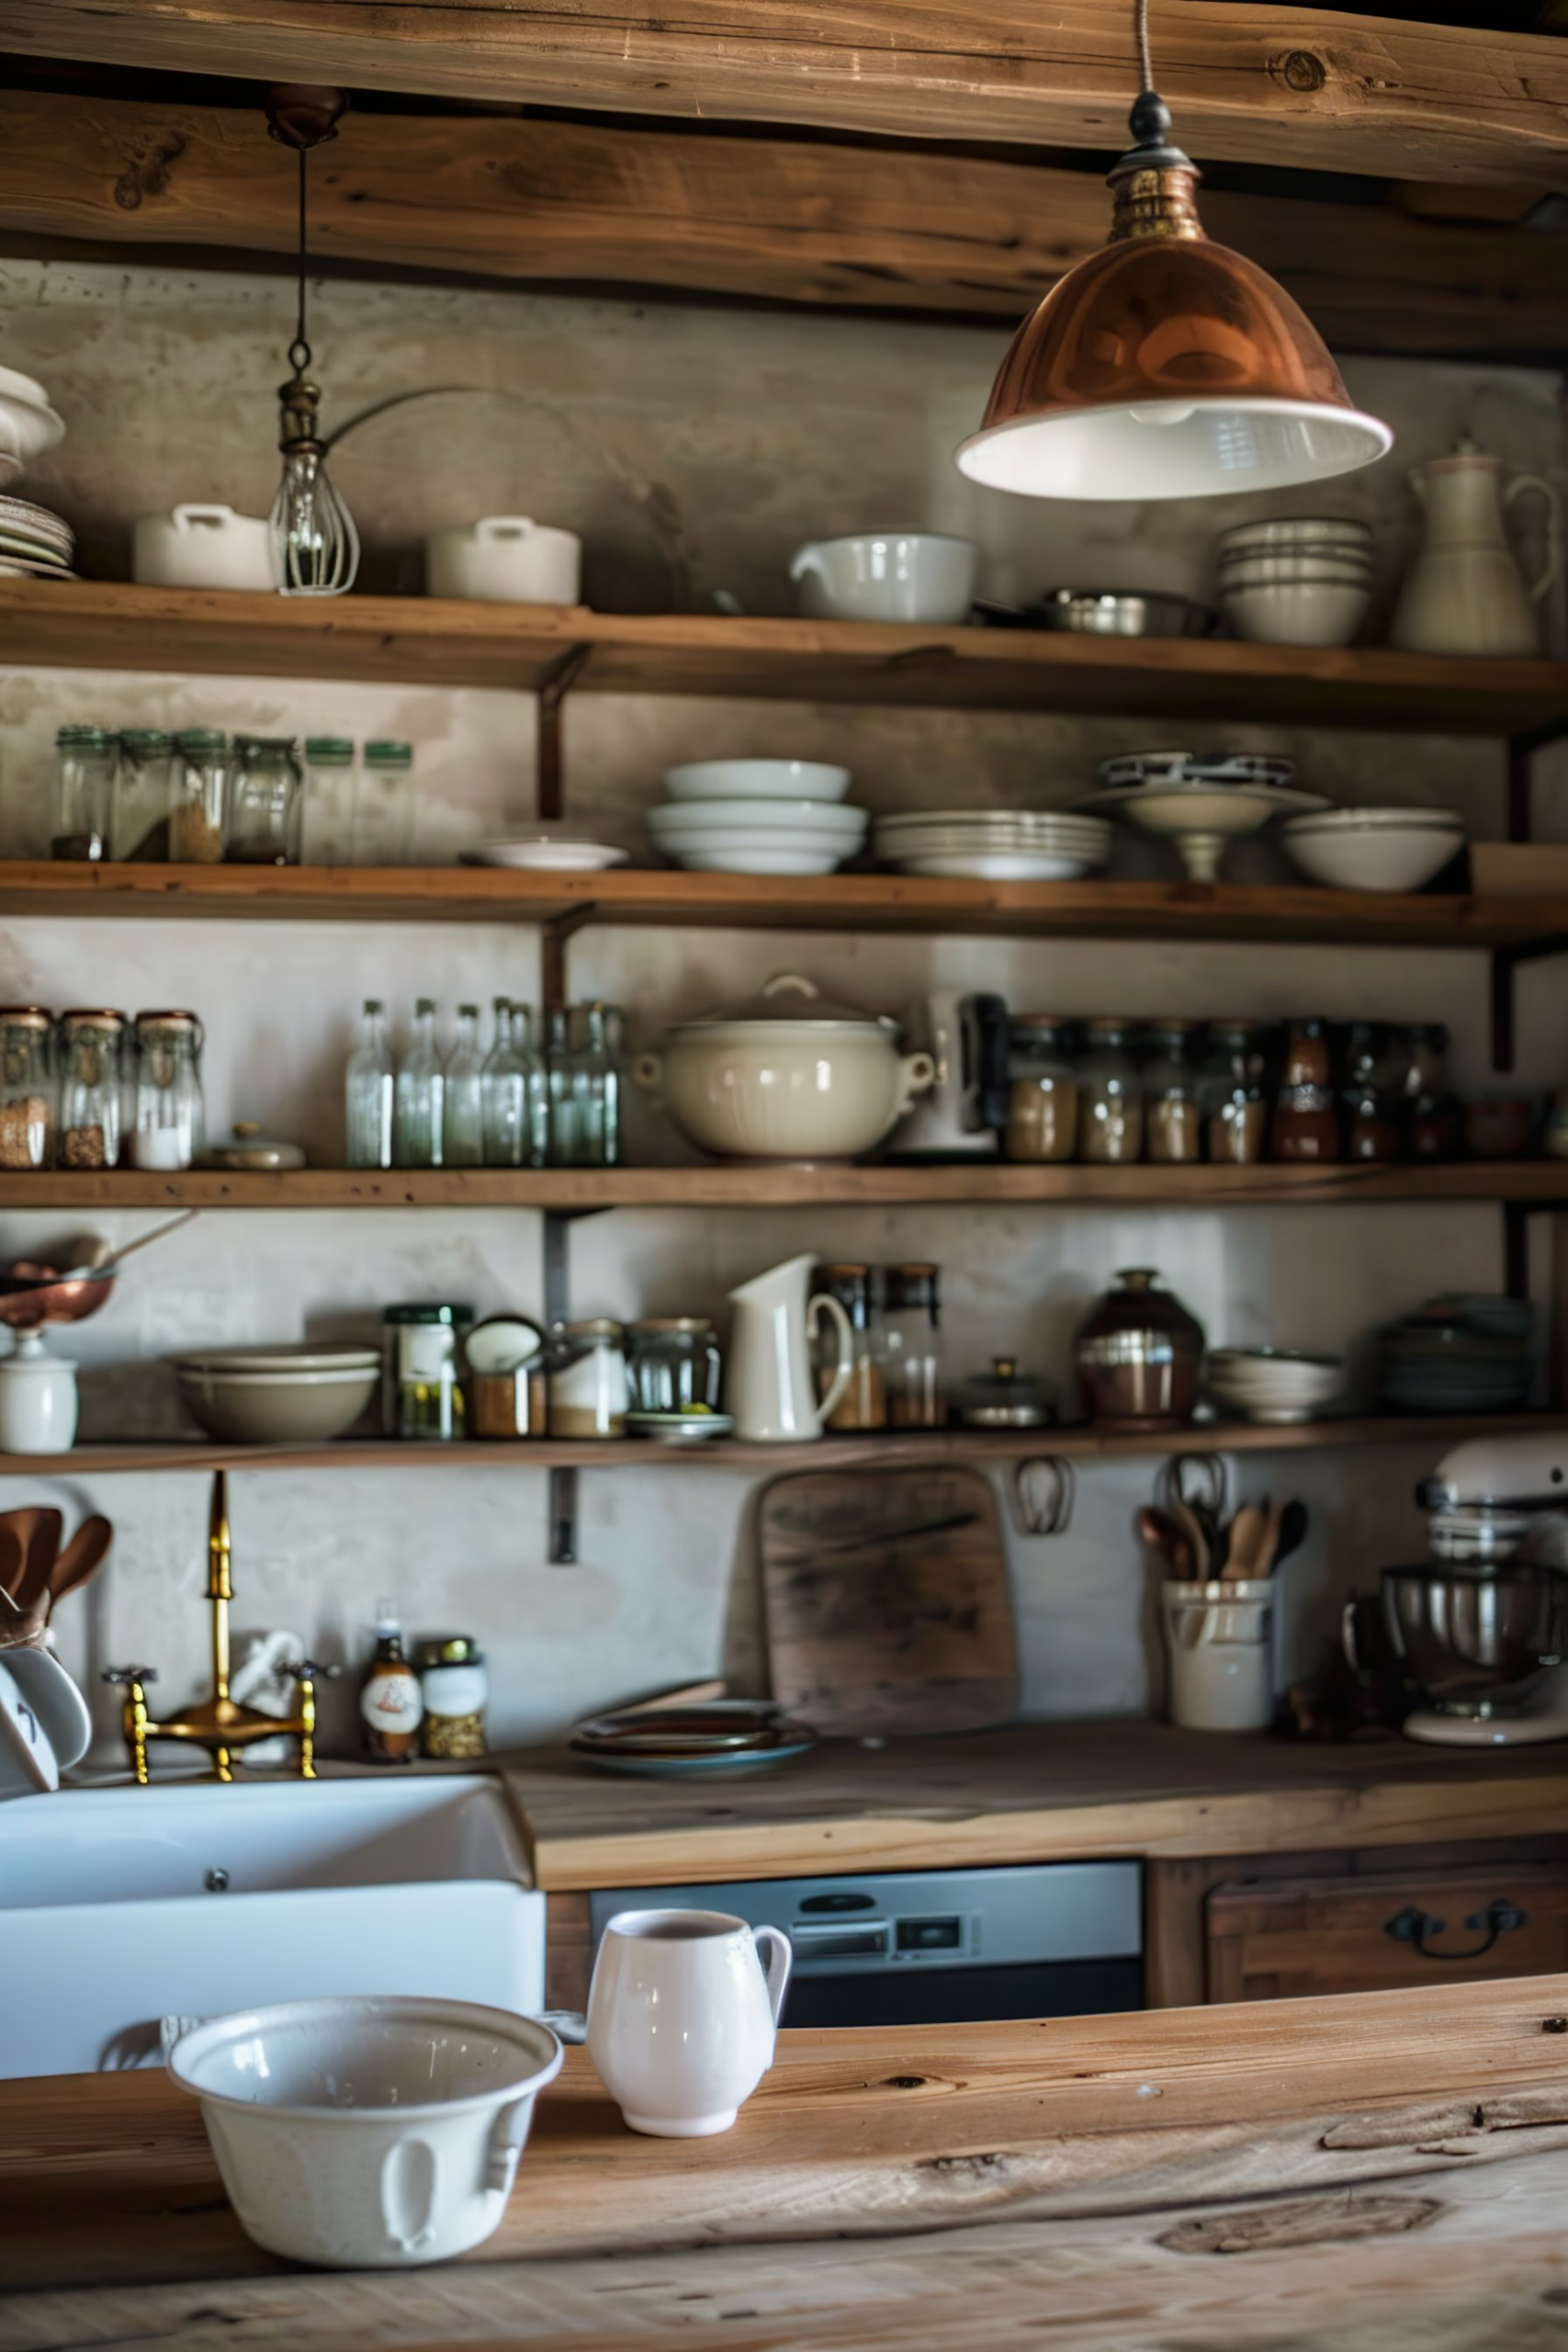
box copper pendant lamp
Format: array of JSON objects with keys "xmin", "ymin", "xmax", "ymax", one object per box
[{"xmin": 955, "ymin": 0, "xmax": 1392, "ymax": 501}]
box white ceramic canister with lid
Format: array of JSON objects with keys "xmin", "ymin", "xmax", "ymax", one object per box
[{"xmin": 0, "ymin": 1333, "xmax": 77, "ymax": 1453}]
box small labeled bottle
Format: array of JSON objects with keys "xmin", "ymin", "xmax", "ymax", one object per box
[{"xmin": 360, "ymin": 1600, "xmax": 424, "ymax": 1765}]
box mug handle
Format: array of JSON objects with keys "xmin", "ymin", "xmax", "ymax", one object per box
[
  {"xmin": 752, "ymin": 1925, "xmax": 793, "ymax": 2027},
  {"xmin": 1505, "ymin": 474, "xmax": 1562, "ymax": 606},
  {"xmin": 787, "ymin": 544, "xmax": 824, "ymax": 584},
  {"xmin": 807, "ymin": 1291, "xmax": 854, "ymax": 1431},
  {"xmin": 379, "ymin": 2136, "xmax": 438, "ymax": 2254}
]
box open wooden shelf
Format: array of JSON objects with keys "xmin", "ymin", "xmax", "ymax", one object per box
[
  {"xmin": 5, "ymin": 582, "xmax": 1565, "ymax": 733},
  {"xmin": 7, "ymin": 1161, "xmax": 1568, "ymax": 1209},
  {"xmin": 14, "ymin": 1414, "xmax": 1556, "ymax": 1478},
  {"xmin": 10, "ymin": 858, "xmax": 1568, "ymax": 949}
]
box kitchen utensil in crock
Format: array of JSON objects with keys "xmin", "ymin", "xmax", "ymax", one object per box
[
  {"xmin": 6, "ymin": 1507, "xmax": 63, "ymax": 1615},
  {"xmin": 47, "ymin": 1514, "xmax": 112, "ymax": 1612},
  {"xmin": 1222, "ymin": 1502, "xmax": 1267, "ymax": 1581},
  {"xmin": 1137, "ymin": 1504, "xmax": 1195, "ymax": 1579}
]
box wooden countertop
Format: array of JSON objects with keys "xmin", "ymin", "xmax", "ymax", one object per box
[
  {"xmin": 499, "ymin": 1719, "xmax": 1568, "ymax": 1889},
  {"xmin": 8, "ymin": 1977, "xmax": 1568, "ymax": 2349}
]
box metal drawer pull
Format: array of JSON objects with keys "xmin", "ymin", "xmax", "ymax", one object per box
[{"xmin": 1383, "ymin": 1900, "xmax": 1529, "ymax": 1961}]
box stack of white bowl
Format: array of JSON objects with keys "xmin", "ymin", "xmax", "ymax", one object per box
[
  {"xmin": 649, "ymin": 762, "xmax": 866, "ymax": 876},
  {"xmin": 0, "ymin": 366, "xmax": 71, "ymax": 577},
  {"xmin": 1214, "ymin": 517, "xmax": 1372, "ymax": 648},
  {"xmin": 1280, "ymin": 805, "xmax": 1466, "ymax": 893},
  {"xmin": 872, "ymin": 808, "xmax": 1111, "ymax": 881},
  {"xmin": 174, "ymin": 1344, "xmax": 380, "ymax": 1443},
  {"xmin": 1206, "ymin": 1348, "xmax": 1345, "ymax": 1426}
]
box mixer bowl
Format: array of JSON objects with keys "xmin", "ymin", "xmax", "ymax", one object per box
[{"xmin": 1381, "ymin": 1564, "xmax": 1568, "ymax": 1707}]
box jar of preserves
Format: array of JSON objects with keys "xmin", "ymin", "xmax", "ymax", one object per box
[
  {"xmin": 113, "ymin": 729, "xmax": 175, "ymax": 861},
  {"xmin": 0, "ymin": 1009, "xmax": 54, "ymax": 1170},
  {"xmin": 1344, "ymin": 1021, "xmax": 1401, "ymax": 1162},
  {"xmin": 1144, "ymin": 1021, "xmax": 1202, "ymax": 1165},
  {"xmin": 1201, "ymin": 1021, "xmax": 1269, "ymax": 1165},
  {"xmin": 58, "ymin": 1009, "xmax": 127, "ymax": 1170},
  {"xmin": 1078, "ymin": 1019, "xmax": 1144, "ymax": 1163},
  {"xmin": 415, "ymin": 1635, "xmax": 489, "ymax": 1759},
  {"xmin": 465, "ymin": 1314, "xmax": 547, "ymax": 1437},
  {"xmin": 811, "ymin": 1263, "xmax": 886, "ymax": 1430},
  {"xmin": 227, "ymin": 735, "xmax": 303, "ymax": 865},
  {"xmin": 51, "ymin": 726, "xmax": 115, "ymax": 862},
  {"xmin": 883, "ymin": 1263, "xmax": 943, "ymax": 1428},
  {"xmin": 129, "ymin": 1011, "xmax": 204, "ymax": 1170},
  {"xmin": 626, "ymin": 1317, "xmax": 723, "ymax": 1415},
  {"xmin": 547, "ymin": 1318, "xmax": 628, "ymax": 1438},
  {"xmin": 1271, "ymin": 1018, "xmax": 1340, "ymax": 1161},
  {"xmin": 382, "ymin": 1301, "xmax": 472, "ymax": 1441},
  {"xmin": 171, "ymin": 729, "xmax": 230, "ymax": 864},
  {"xmin": 1004, "ymin": 1017, "xmax": 1078, "ymax": 1162}
]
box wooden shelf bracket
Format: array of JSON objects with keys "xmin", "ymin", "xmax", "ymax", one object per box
[
  {"xmin": 536, "ymin": 643, "xmax": 590, "ymax": 823},
  {"xmin": 543, "ymin": 1206, "xmax": 576, "ymax": 1565},
  {"xmin": 1490, "ymin": 933, "xmax": 1568, "ymax": 1073}
]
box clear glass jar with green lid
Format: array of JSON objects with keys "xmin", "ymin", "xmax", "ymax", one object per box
[
  {"xmin": 381, "ymin": 1301, "xmax": 473, "ymax": 1441},
  {"xmin": 172, "ymin": 729, "xmax": 230, "ymax": 864},
  {"xmin": 113, "ymin": 729, "xmax": 175, "ymax": 861},
  {"xmin": 302, "ymin": 735, "xmax": 355, "ymax": 866},
  {"xmin": 355, "ymin": 739, "xmax": 415, "ymax": 865},
  {"xmin": 229, "ymin": 735, "xmax": 304, "ymax": 865},
  {"xmin": 52, "ymin": 726, "xmax": 115, "ymax": 862}
]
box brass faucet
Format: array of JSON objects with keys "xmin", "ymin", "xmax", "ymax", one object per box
[{"xmin": 106, "ymin": 1470, "xmax": 333, "ymax": 1783}]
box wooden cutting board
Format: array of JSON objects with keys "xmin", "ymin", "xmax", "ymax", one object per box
[{"xmin": 759, "ymin": 1465, "xmax": 1018, "ymax": 1736}]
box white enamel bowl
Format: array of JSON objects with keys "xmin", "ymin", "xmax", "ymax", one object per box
[
  {"xmin": 0, "ymin": 368, "xmax": 66, "ymax": 486},
  {"xmin": 175, "ymin": 1351, "xmax": 380, "ymax": 1443},
  {"xmin": 1216, "ymin": 517, "xmax": 1371, "ymax": 556},
  {"xmin": 1207, "ymin": 1348, "xmax": 1345, "ymax": 1423},
  {"xmin": 1281, "ymin": 818, "xmax": 1464, "ymax": 892},
  {"xmin": 663, "ymin": 761, "xmax": 852, "ymax": 804},
  {"xmin": 167, "ymin": 1997, "xmax": 563, "ymax": 2268},
  {"xmin": 1220, "ymin": 579, "xmax": 1371, "ymax": 648},
  {"xmin": 650, "ymin": 800, "xmax": 866, "ymax": 837}
]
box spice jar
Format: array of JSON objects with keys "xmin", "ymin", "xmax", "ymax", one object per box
[
  {"xmin": 0, "ymin": 1009, "xmax": 54, "ymax": 1170},
  {"xmin": 302, "ymin": 735, "xmax": 355, "ymax": 866},
  {"xmin": 1074, "ymin": 1268, "xmax": 1204, "ymax": 1430},
  {"xmin": 812, "ymin": 1264, "xmax": 886, "ymax": 1430},
  {"xmin": 1144, "ymin": 1022, "xmax": 1202, "ymax": 1165},
  {"xmin": 57, "ymin": 1009, "xmax": 127, "ymax": 1170},
  {"xmin": 1078, "ymin": 1019, "xmax": 1144, "ymax": 1163},
  {"xmin": 1004, "ymin": 1018, "xmax": 1078, "ymax": 1162},
  {"xmin": 1271, "ymin": 1019, "xmax": 1340, "ymax": 1161},
  {"xmin": 415, "ymin": 1635, "xmax": 489, "ymax": 1759},
  {"xmin": 1403, "ymin": 1023, "xmax": 1462, "ymax": 1160},
  {"xmin": 355, "ymin": 739, "xmax": 415, "ymax": 865},
  {"xmin": 51, "ymin": 726, "xmax": 115, "ymax": 862},
  {"xmin": 227, "ymin": 735, "xmax": 303, "ymax": 865},
  {"xmin": 171, "ymin": 729, "xmax": 230, "ymax": 864},
  {"xmin": 382, "ymin": 1301, "xmax": 472, "ymax": 1441},
  {"xmin": 1343, "ymin": 1021, "xmax": 1401, "ymax": 1162},
  {"xmin": 883, "ymin": 1263, "xmax": 944, "ymax": 1428},
  {"xmin": 113, "ymin": 729, "xmax": 175, "ymax": 861},
  {"xmin": 129, "ymin": 1011, "xmax": 204, "ymax": 1170},
  {"xmin": 466, "ymin": 1313, "xmax": 547, "ymax": 1438},
  {"xmin": 547, "ymin": 1317, "xmax": 628, "ymax": 1438},
  {"xmin": 1201, "ymin": 1022, "xmax": 1269, "ymax": 1165},
  {"xmin": 626, "ymin": 1317, "xmax": 723, "ymax": 1415}
]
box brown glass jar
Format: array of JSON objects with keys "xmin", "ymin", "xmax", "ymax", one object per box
[
  {"xmin": 883, "ymin": 1262, "xmax": 943, "ymax": 1429},
  {"xmin": 1344, "ymin": 1022, "xmax": 1400, "ymax": 1163},
  {"xmin": 1201, "ymin": 1021, "xmax": 1269, "ymax": 1165},
  {"xmin": 812, "ymin": 1263, "xmax": 886, "ymax": 1430},
  {"xmin": 1004, "ymin": 1018, "xmax": 1078, "ymax": 1162},
  {"xmin": 1271, "ymin": 1019, "xmax": 1340, "ymax": 1162},
  {"xmin": 1073, "ymin": 1268, "xmax": 1205, "ymax": 1430}
]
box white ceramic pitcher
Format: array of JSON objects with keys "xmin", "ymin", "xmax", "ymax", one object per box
[
  {"xmin": 726, "ymin": 1253, "xmax": 853, "ymax": 1441},
  {"xmin": 587, "ymin": 1908, "xmax": 792, "ymax": 2137},
  {"xmin": 1391, "ymin": 433, "xmax": 1562, "ymax": 657}
]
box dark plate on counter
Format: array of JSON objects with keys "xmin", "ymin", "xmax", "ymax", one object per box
[{"xmin": 569, "ymin": 1697, "xmax": 818, "ymax": 1775}]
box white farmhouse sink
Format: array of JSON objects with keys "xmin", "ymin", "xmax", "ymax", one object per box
[{"xmin": 0, "ymin": 1774, "xmax": 545, "ymax": 2079}]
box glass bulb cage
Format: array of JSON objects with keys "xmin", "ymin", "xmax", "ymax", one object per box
[
  {"xmin": 955, "ymin": 77, "xmax": 1391, "ymax": 501},
  {"xmin": 270, "ymin": 359, "xmax": 360, "ymax": 598}
]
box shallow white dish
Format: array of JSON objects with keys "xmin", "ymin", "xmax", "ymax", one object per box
[
  {"xmin": 649, "ymin": 799, "xmax": 866, "ymax": 835},
  {"xmin": 1221, "ymin": 579, "xmax": 1371, "ymax": 648},
  {"xmin": 1282, "ymin": 805, "xmax": 1463, "ymax": 834},
  {"xmin": 462, "ymin": 839, "xmax": 630, "ymax": 871},
  {"xmin": 891, "ymin": 850, "xmax": 1103, "ymax": 880},
  {"xmin": 1281, "ymin": 825, "xmax": 1462, "ymax": 892},
  {"xmin": 1080, "ymin": 781, "xmax": 1327, "ymax": 883},
  {"xmin": 663, "ymin": 760, "xmax": 852, "ymax": 804},
  {"xmin": 659, "ymin": 845, "xmax": 850, "ymax": 876},
  {"xmin": 652, "ymin": 823, "xmax": 862, "ymax": 852},
  {"xmin": 167, "ymin": 1996, "xmax": 562, "ymax": 2268}
]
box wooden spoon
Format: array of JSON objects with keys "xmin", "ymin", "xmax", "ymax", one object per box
[
  {"xmin": 47, "ymin": 1516, "xmax": 112, "ymax": 1613},
  {"xmin": 1223, "ymin": 1502, "xmax": 1267, "ymax": 1581},
  {"xmin": 1167, "ymin": 1497, "xmax": 1211, "ymax": 1582},
  {"xmin": 1253, "ymin": 1498, "xmax": 1287, "ymax": 1579},
  {"xmin": 6, "ymin": 1508, "xmax": 62, "ymax": 1613},
  {"xmin": 1137, "ymin": 1505, "xmax": 1195, "ymax": 1579}
]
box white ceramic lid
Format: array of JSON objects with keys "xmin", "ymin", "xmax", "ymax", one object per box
[{"xmin": 673, "ymin": 971, "xmax": 893, "ymax": 1035}]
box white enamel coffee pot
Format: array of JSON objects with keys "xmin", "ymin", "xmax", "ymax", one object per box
[
  {"xmin": 1391, "ymin": 433, "xmax": 1562, "ymax": 657},
  {"xmin": 726, "ymin": 1253, "xmax": 853, "ymax": 1442}
]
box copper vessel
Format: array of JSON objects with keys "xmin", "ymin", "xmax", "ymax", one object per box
[{"xmin": 1075, "ymin": 1268, "xmax": 1204, "ymax": 1430}]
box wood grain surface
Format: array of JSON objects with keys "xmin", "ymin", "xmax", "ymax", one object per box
[{"xmin": 759, "ymin": 1466, "xmax": 1017, "ymax": 1736}]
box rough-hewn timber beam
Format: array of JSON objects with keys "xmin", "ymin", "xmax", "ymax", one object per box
[{"xmin": 0, "ymin": 3, "xmax": 1564, "ymax": 190}]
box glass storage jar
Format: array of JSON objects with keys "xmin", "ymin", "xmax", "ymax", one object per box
[
  {"xmin": 1201, "ymin": 1021, "xmax": 1269, "ymax": 1165},
  {"xmin": 302, "ymin": 735, "xmax": 355, "ymax": 866},
  {"xmin": 1078, "ymin": 1019, "xmax": 1145, "ymax": 1164},
  {"xmin": 811, "ymin": 1262, "xmax": 886, "ymax": 1430},
  {"xmin": 466, "ymin": 1314, "xmax": 547, "ymax": 1438},
  {"xmin": 1144, "ymin": 1021, "xmax": 1202, "ymax": 1165},
  {"xmin": 1004, "ymin": 1018, "xmax": 1078, "ymax": 1162},
  {"xmin": 547, "ymin": 1317, "xmax": 628, "ymax": 1438},
  {"xmin": 51, "ymin": 726, "xmax": 115, "ymax": 862},
  {"xmin": 883, "ymin": 1262, "xmax": 943, "ymax": 1428},
  {"xmin": 227, "ymin": 735, "xmax": 303, "ymax": 865},
  {"xmin": 381, "ymin": 1301, "xmax": 472, "ymax": 1441},
  {"xmin": 1271, "ymin": 1018, "xmax": 1340, "ymax": 1161},
  {"xmin": 112, "ymin": 729, "xmax": 175, "ymax": 861},
  {"xmin": 58, "ymin": 1009, "xmax": 127, "ymax": 1170},
  {"xmin": 355, "ymin": 740, "xmax": 415, "ymax": 865},
  {"xmin": 171, "ymin": 729, "xmax": 230, "ymax": 864},
  {"xmin": 1402, "ymin": 1022, "xmax": 1462, "ymax": 1160},
  {"xmin": 414, "ymin": 1635, "xmax": 489, "ymax": 1759},
  {"xmin": 129, "ymin": 1011, "xmax": 205, "ymax": 1170},
  {"xmin": 0, "ymin": 1008, "xmax": 55, "ymax": 1170},
  {"xmin": 1344, "ymin": 1021, "xmax": 1401, "ymax": 1162},
  {"xmin": 626, "ymin": 1317, "xmax": 723, "ymax": 1415}
]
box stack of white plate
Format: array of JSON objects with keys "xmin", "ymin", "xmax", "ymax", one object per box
[
  {"xmin": 873, "ymin": 808, "xmax": 1112, "ymax": 881},
  {"xmin": 649, "ymin": 760, "xmax": 864, "ymax": 876},
  {"xmin": 1280, "ymin": 805, "xmax": 1465, "ymax": 893},
  {"xmin": 0, "ymin": 493, "xmax": 74, "ymax": 581},
  {"xmin": 1214, "ymin": 516, "xmax": 1372, "ymax": 647},
  {"xmin": 1206, "ymin": 1348, "xmax": 1346, "ymax": 1425}
]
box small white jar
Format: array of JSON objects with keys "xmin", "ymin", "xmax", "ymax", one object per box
[{"xmin": 0, "ymin": 1334, "xmax": 78, "ymax": 1453}]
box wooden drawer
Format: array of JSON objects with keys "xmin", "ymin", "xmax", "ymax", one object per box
[{"xmin": 1206, "ymin": 1861, "xmax": 1568, "ymax": 2002}]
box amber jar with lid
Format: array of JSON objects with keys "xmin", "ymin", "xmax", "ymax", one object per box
[
  {"xmin": 1073, "ymin": 1268, "xmax": 1205, "ymax": 1430},
  {"xmin": 1004, "ymin": 1018, "xmax": 1078, "ymax": 1162},
  {"xmin": 812, "ymin": 1263, "xmax": 886, "ymax": 1430},
  {"xmin": 1271, "ymin": 1019, "xmax": 1340, "ymax": 1162},
  {"xmin": 1201, "ymin": 1021, "xmax": 1269, "ymax": 1165}
]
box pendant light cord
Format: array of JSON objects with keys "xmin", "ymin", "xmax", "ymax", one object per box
[
  {"xmin": 1134, "ymin": 0, "xmax": 1153, "ymax": 94},
  {"xmin": 290, "ymin": 146, "xmax": 311, "ymax": 376}
]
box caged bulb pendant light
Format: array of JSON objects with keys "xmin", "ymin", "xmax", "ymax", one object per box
[
  {"xmin": 955, "ymin": 0, "xmax": 1392, "ymax": 502},
  {"xmin": 265, "ymin": 85, "xmax": 361, "ymax": 596}
]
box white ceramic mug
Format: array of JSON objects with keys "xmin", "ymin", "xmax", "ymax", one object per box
[
  {"xmin": 425, "ymin": 516, "xmax": 582, "ymax": 605},
  {"xmin": 587, "ymin": 1908, "xmax": 792, "ymax": 2137},
  {"xmin": 790, "ymin": 533, "xmax": 977, "ymax": 625}
]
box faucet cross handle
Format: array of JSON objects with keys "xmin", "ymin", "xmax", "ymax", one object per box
[
  {"xmin": 293, "ymin": 1657, "xmax": 340, "ymax": 1681},
  {"xmin": 104, "ymin": 1666, "xmax": 158, "ymax": 1786},
  {"xmin": 103, "ymin": 1664, "xmax": 159, "ymax": 1685}
]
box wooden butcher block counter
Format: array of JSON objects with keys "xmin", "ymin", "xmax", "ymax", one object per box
[{"xmin": 7, "ymin": 1976, "xmax": 1568, "ymax": 2350}]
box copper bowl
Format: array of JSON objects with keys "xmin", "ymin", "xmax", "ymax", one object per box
[{"xmin": 0, "ymin": 1266, "xmax": 114, "ymax": 1329}]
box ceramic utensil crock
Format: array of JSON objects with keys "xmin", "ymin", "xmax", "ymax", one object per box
[
  {"xmin": 166, "ymin": 1997, "xmax": 563, "ymax": 2268},
  {"xmin": 586, "ymin": 1908, "xmax": 792, "ymax": 2136},
  {"xmin": 1392, "ymin": 434, "xmax": 1562, "ymax": 657}
]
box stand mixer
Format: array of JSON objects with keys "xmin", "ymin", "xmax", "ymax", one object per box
[{"xmin": 1382, "ymin": 1430, "xmax": 1568, "ymax": 1747}]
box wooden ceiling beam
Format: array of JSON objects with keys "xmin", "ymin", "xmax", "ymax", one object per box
[
  {"xmin": 0, "ymin": 91, "xmax": 1563, "ymax": 358},
  {"xmin": 0, "ymin": 2, "xmax": 1564, "ymax": 191}
]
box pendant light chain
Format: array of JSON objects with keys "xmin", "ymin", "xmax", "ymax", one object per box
[
  {"xmin": 290, "ymin": 145, "xmax": 311, "ymax": 377},
  {"xmin": 1134, "ymin": 0, "xmax": 1154, "ymax": 96}
]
